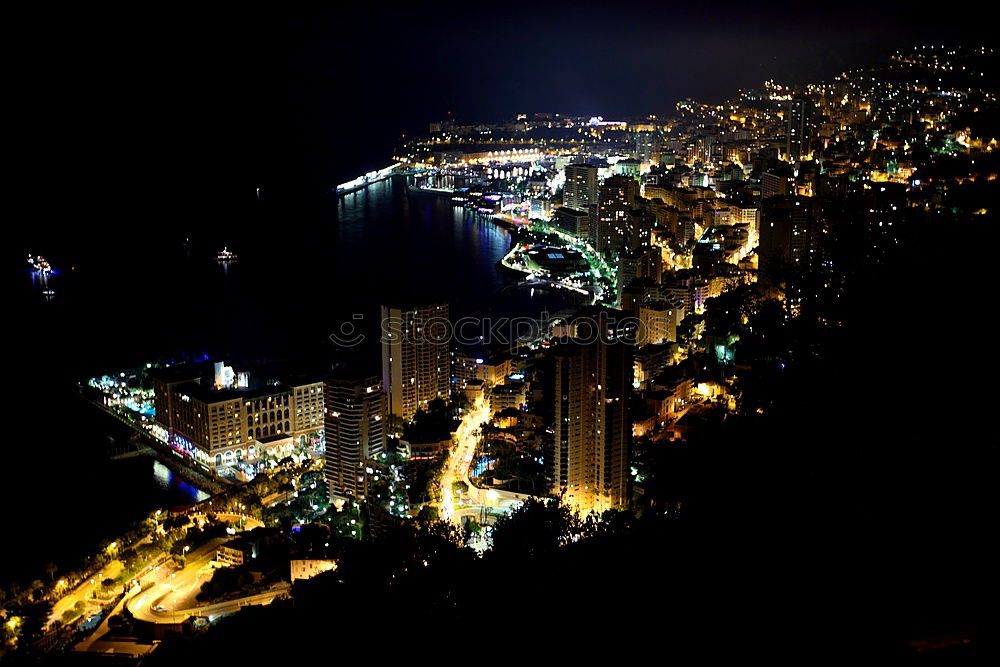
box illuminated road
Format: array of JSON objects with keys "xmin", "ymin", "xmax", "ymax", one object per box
[
  {"xmin": 212, "ymin": 513, "xmax": 264, "ymax": 531},
  {"xmin": 172, "ymin": 584, "xmax": 289, "ymax": 620},
  {"xmin": 126, "ymin": 538, "xmax": 225, "ymax": 624},
  {"xmin": 126, "ymin": 511, "xmax": 266, "ymax": 624},
  {"xmin": 439, "ymin": 395, "xmax": 531, "ymax": 529},
  {"xmin": 440, "ymin": 396, "xmax": 490, "ymax": 524}
]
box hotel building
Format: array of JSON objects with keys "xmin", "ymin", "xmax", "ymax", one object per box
[{"xmin": 147, "ymin": 363, "xmax": 325, "ymax": 470}]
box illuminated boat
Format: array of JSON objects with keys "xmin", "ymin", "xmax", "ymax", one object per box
[
  {"xmin": 27, "ymin": 254, "xmax": 52, "ymax": 273},
  {"xmin": 216, "ymin": 247, "xmax": 238, "ymax": 262}
]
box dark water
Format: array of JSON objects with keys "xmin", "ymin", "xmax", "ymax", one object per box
[{"xmin": 5, "ymin": 178, "xmax": 568, "ymax": 584}]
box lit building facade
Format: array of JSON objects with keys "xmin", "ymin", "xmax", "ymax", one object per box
[
  {"xmin": 324, "ymin": 374, "xmax": 387, "ymax": 501},
  {"xmin": 548, "ymin": 311, "xmax": 633, "ymax": 514},
  {"xmin": 635, "ymin": 130, "xmax": 661, "ymax": 168},
  {"xmin": 785, "ymin": 98, "xmax": 814, "ymax": 161},
  {"xmin": 563, "ymin": 163, "xmax": 598, "ymax": 212},
  {"xmin": 593, "ymin": 175, "xmax": 639, "ymax": 256},
  {"xmin": 564, "ymin": 162, "xmax": 598, "ymax": 232},
  {"xmin": 553, "ymin": 206, "xmax": 592, "ymax": 240},
  {"xmin": 381, "ymin": 303, "xmax": 451, "ymax": 421},
  {"xmin": 638, "ymin": 299, "xmax": 686, "ymax": 346},
  {"xmin": 148, "ymin": 364, "xmax": 325, "ymax": 470}
]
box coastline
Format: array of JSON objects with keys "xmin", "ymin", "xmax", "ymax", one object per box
[
  {"xmin": 132, "ymin": 431, "xmax": 228, "ymax": 497},
  {"xmin": 80, "ymin": 386, "xmax": 228, "ymax": 498}
]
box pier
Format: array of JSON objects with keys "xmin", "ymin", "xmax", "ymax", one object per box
[
  {"xmin": 335, "ymin": 163, "xmax": 416, "ymax": 196},
  {"xmin": 82, "ymin": 388, "xmax": 231, "ymax": 495}
]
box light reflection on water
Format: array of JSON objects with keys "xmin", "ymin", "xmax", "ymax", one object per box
[
  {"xmin": 151, "ymin": 460, "xmax": 210, "ymax": 504},
  {"xmin": 7, "ymin": 176, "xmax": 569, "ymax": 580},
  {"xmin": 334, "ymin": 179, "xmax": 580, "ymax": 321}
]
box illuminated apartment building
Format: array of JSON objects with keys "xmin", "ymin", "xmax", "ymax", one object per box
[
  {"xmin": 381, "ymin": 302, "xmax": 451, "ymax": 421},
  {"xmin": 785, "ymin": 98, "xmax": 814, "ymax": 161},
  {"xmin": 548, "ymin": 309, "xmax": 634, "ymax": 514},
  {"xmin": 563, "ymin": 162, "xmax": 598, "ymax": 212},
  {"xmin": 593, "ymin": 176, "xmax": 639, "ymax": 256},
  {"xmin": 638, "ymin": 299, "xmax": 686, "ymax": 346},
  {"xmin": 324, "ymin": 374, "xmax": 386, "ymax": 501}
]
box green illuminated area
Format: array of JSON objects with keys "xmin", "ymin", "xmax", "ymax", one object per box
[{"xmin": 501, "ymin": 223, "xmax": 617, "ymax": 305}]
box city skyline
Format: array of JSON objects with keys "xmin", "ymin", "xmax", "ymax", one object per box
[{"xmin": 4, "ymin": 7, "xmax": 998, "ymax": 662}]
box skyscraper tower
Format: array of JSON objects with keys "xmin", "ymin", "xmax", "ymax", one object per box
[
  {"xmin": 324, "ymin": 373, "xmax": 386, "ymax": 501},
  {"xmin": 563, "ymin": 162, "xmax": 598, "ymax": 232},
  {"xmin": 381, "ymin": 302, "xmax": 451, "ymax": 421},
  {"xmin": 759, "ymin": 195, "xmax": 819, "ymax": 276},
  {"xmin": 635, "ymin": 130, "xmax": 660, "ymax": 168},
  {"xmin": 785, "ymin": 98, "xmax": 813, "ymax": 161},
  {"xmin": 563, "ymin": 163, "xmax": 598, "ymax": 212},
  {"xmin": 593, "ymin": 175, "xmax": 640, "ymax": 256},
  {"xmin": 547, "ymin": 309, "xmax": 634, "ymax": 514}
]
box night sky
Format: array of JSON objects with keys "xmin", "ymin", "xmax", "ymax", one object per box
[{"xmin": 6, "ymin": 3, "xmax": 994, "ymax": 242}]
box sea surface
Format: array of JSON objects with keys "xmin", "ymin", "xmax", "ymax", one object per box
[{"xmin": 5, "ymin": 177, "xmax": 570, "ymax": 583}]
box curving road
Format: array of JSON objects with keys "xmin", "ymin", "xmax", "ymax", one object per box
[
  {"xmin": 126, "ymin": 537, "xmax": 225, "ymax": 624},
  {"xmin": 439, "ymin": 395, "xmax": 531, "ymax": 528},
  {"xmin": 126, "ymin": 514, "xmax": 269, "ymax": 625}
]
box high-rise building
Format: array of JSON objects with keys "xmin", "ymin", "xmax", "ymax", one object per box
[
  {"xmin": 616, "ymin": 245, "xmax": 662, "ymax": 306},
  {"xmin": 381, "ymin": 303, "xmax": 451, "ymax": 421},
  {"xmin": 563, "ymin": 163, "xmax": 598, "ymax": 212},
  {"xmin": 625, "ymin": 208, "xmax": 655, "ymax": 250},
  {"xmin": 451, "ymin": 351, "xmax": 512, "ymax": 390},
  {"xmin": 728, "ymin": 197, "xmax": 761, "ymax": 237},
  {"xmin": 761, "ymin": 166, "xmax": 796, "ymax": 200},
  {"xmin": 695, "ymin": 132, "xmax": 717, "ymax": 164},
  {"xmin": 530, "ymin": 197, "xmax": 552, "ymax": 220},
  {"xmin": 564, "ymin": 162, "xmax": 598, "ymax": 231},
  {"xmin": 759, "ymin": 195, "xmax": 820, "ymax": 281},
  {"xmin": 673, "ymin": 216, "xmax": 695, "ymax": 247},
  {"xmin": 547, "ymin": 309, "xmax": 633, "ymax": 514},
  {"xmin": 324, "ymin": 373, "xmax": 386, "ymax": 501},
  {"xmin": 593, "ymin": 176, "xmax": 640, "ymax": 255},
  {"xmin": 785, "ymin": 98, "xmax": 813, "ymax": 161},
  {"xmin": 635, "ymin": 131, "xmax": 661, "ymax": 167}
]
